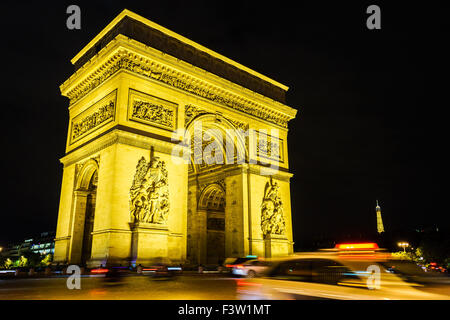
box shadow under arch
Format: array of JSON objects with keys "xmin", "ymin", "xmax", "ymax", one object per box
[
  {"xmin": 197, "ymin": 182, "xmax": 226, "ymax": 265},
  {"xmin": 71, "ymin": 157, "xmax": 99, "ymax": 266},
  {"xmin": 198, "ymin": 182, "xmax": 225, "ymax": 210}
]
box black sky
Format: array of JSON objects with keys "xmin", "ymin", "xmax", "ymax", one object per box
[{"xmin": 0, "ymin": 1, "xmax": 448, "ymax": 248}]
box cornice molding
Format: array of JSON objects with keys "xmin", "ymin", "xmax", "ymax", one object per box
[
  {"xmin": 247, "ymin": 163, "xmax": 293, "ymax": 182},
  {"xmin": 61, "ymin": 36, "xmax": 297, "ymax": 129},
  {"xmin": 60, "ymin": 128, "xmax": 187, "ymax": 167},
  {"xmin": 188, "ymin": 163, "xmax": 293, "ymax": 183}
]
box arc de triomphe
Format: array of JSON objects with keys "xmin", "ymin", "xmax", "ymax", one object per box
[{"xmin": 54, "ymin": 9, "xmax": 297, "ymax": 267}]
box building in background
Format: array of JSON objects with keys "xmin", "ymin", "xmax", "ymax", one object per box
[{"xmin": 0, "ymin": 231, "xmax": 55, "ymax": 261}]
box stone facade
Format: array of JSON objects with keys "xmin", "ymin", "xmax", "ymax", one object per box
[{"xmin": 54, "ymin": 10, "xmax": 297, "ymax": 267}]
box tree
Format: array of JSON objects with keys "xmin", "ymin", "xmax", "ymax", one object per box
[
  {"xmin": 418, "ymin": 231, "xmax": 450, "ymax": 267},
  {"xmin": 22, "ymin": 252, "xmax": 42, "ymax": 268},
  {"xmin": 40, "ymin": 254, "xmax": 52, "ymax": 266},
  {"xmin": 391, "ymin": 248, "xmax": 424, "ymax": 264},
  {"xmin": 4, "ymin": 258, "xmax": 12, "ymax": 269},
  {"xmin": 391, "ymin": 251, "xmax": 413, "ymax": 260},
  {"xmin": 18, "ymin": 256, "xmax": 28, "ymax": 267}
]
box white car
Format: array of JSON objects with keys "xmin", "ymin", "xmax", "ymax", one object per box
[{"xmin": 231, "ymin": 259, "xmax": 272, "ymax": 278}]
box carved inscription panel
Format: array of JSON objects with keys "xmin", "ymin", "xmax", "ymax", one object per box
[
  {"xmin": 128, "ymin": 89, "xmax": 177, "ymax": 131},
  {"xmin": 70, "ymin": 90, "xmax": 117, "ymax": 144}
]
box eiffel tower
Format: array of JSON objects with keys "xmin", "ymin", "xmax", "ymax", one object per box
[{"xmin": 376, "ymin": 200, "xmax": 385, "ymax": 234}]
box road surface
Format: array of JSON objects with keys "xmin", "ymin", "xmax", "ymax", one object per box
[{"xmin": 1, "ymin": 273, "xmax": 448, "ymax": 300}]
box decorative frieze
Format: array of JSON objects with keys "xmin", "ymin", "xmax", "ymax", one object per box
[
  {"xmin": 184, "ymin": 104, "xmax": 248, "ymax": 134},
  {"xmin": 128, "ymin": 89, "xmax": 177, "ymax": 131},
  {"xmin": 65, "ymin": 50, "xmax": 290, "ymax": 128},
  {"xmin": 70, "ymin": 90, "xmax": 116, "ymax": 144},
  {"xmin": 184, "ymin": 104, "xmax": 208, "ymax": 126},
  {"xmin": 228, "ymin": 118, "xmax": 249, "ymax": 132},
  {"xmin": 256, "ymin": 131, "xmax": 283, "ymax": 162},
  {"xmin": 216, "ymin": 179, "xmax": 226, "ymax": 191}
]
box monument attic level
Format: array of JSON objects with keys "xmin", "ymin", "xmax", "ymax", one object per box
[
  {"xmin": 55, "ymin": 9, "xmax": 297, "ymax": 266},
  {"xmin": 67, "ymin": 10, "xmax": 288, "ymax": 98},
  {"xmin": 60, "ymin": 10, "xmax": 294, "ymax": 117}
]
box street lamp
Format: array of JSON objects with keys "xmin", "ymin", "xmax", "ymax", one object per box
[{"xmin": 397, "ymin": 242, "xmax": 409, "ymax": 253}]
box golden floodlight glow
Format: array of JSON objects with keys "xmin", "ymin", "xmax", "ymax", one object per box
[
  {"xmin": 54, "ymin": 9, "xmax": 297, "ymax": 267},
  {"xmin": 397, "ymin": 242, "xmax": 409, "ymax": 252},
  {"xmin": 336, "ymin": 243, "xmax": 379, "ymax": 250}
]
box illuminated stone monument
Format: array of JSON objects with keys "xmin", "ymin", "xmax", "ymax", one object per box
[
  {"xmin": 376, "ymin": 200, "xmax": 385, "ymax": 234},
  {"xmin": 54, "ymin": 9, "xmax": 297, "ymax": 267}
]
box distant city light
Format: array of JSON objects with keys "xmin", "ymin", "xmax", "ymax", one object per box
[
  {"xmin": 90, "ymin": 268, "xmax": 109, "ymax": 274},
  {"xmin": 397, "ymin": 242, "xmax": 409, "ymax": 252},
  {"xmin": 335, "ymin": 243, "xmax": 379, "ymax": 250}
]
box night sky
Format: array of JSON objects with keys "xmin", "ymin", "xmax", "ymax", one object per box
[{"xmin": 1, "ymin": 1, "xmax": 447, "ymax": 248}]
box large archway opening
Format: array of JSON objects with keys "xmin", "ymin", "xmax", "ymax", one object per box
[
  {"xmin": 71, "ymin": 158, "xmax": 98, "ymax": 266},
  {"xmin": 199, "ymin": 183, "xmax": 226, "ymax": 264},
  {"xmin": 185, "ymin": 113, "xmax": 247, "ymax": 266},
  {"xmin": 80, "ymin": 171, "xmax": 97, "ymax": 265}
]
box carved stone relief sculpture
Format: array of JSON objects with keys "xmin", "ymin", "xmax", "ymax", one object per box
[
  {"xmin": 261, "ymin": 177, "xmax": 286, "ymax": 236},
  {"xmin": 128, "ymin": 89, "xmax": 177, "ymax": 131},
  {"xmin": 130, "ymin": 155, "xmax": 170, "ymax": 224},
  {"xmin": 71, "ymin": 91, "xmax": 117, "ymax": 143}
]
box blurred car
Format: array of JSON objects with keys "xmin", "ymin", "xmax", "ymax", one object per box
[
  {"xmin": 91, "ymin": 265, "xmax": 131, "ymax": 285},
  {"xmin": 231, "ymin": 259, "xmax": 273, "ymax": 277},
  {"xmin": 0, "ymin": 268, "xmax": 16, "ymax": 278},
  {"xmin": 239, "ymin": 243, "xmax": 450, "ymax": 300},
  {"xmin": 426, "ymin": 262, "xmax": 447, "ymax": 273},
  {"xmin": 223, "ymin": 256, "xmax": 259, "ymax": 273},
  {"xmin": 142, "ymin": 264, "xmax": 182, "ymax": 278},
  {"xmin": 380, "ymin": 259, "xmax": 450, "ymax": 285}
]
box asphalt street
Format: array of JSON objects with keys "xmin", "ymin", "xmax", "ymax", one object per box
[
  {"xmin": 1, "ymin": 274, "xmax": 449, "ymax": 300},
  {"xmin": 0, "ymin": 274, "xmax": 242, "ymax": 300}
]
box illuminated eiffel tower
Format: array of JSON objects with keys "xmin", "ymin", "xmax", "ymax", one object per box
[{"xmin": 376, "ymin": 200, "xmax": 385, "ymax": 234}]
